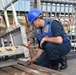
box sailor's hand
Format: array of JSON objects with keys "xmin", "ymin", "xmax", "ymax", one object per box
[
  {"xmin": 28, "ymin": 59, "xmax": 34, "ymax": 63},
  {"xmin": 26, "ymin": 59, "xmax": 34, "ymax": 66},
  {"xmin": 40, "ymin": 37, "xmax": 46, "ymax": 48},
  {"xmin": 40, "ymin": 36, "xmax": 48, "ymax": 48}
]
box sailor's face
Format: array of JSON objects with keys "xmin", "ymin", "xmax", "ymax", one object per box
[{"xmin": 33, "ymin": 18, "xmax": 40, "ymax": 28}]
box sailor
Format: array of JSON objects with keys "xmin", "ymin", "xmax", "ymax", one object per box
[{"xmin": 27, "ymin": 9, "xmax": 71, "ymax": 70}]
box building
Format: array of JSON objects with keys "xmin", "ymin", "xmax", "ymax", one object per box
[{"xmin": 0, "ymin": 0, "xmax": 30, "ymax": 13}]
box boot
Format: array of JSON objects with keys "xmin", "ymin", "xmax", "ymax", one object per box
[
  {"xmin": 60, "ymin": 56, "xmax": 67, "ymax": 70},
  {"xmin": 51, "ymin": 59, "xmax": 60, "ymax": 70},
  {"xmin": 51, "ymin": 64, "xmax": 59, "ymax": 70}
]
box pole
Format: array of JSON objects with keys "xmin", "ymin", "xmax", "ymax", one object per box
[
  {"xmin": 37, "ymin": 0, "xmax": 41, "ymax": 10},
  {"xmin": 11, "ymin": 3, "xmax": 19, "ymax": 27},
  {"xmin": 1, "ymin": 0, "xmax": 10, "ymax": 31}
]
